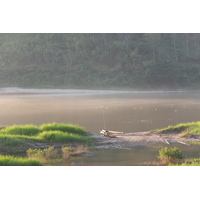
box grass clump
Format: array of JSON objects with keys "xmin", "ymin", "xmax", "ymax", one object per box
[
  {"xmin": 27, "ymin": 146, "xmax": 58, "ymax": 162},
  {"xmin": 158, "ymin": 147, "xmax": 184, "ymax": 164},
  {"xmin": 61, "ymin": 146, "xmax": 72, "ymax": 160},
  {"xmin": 156, "ymin": 121, "xmax": 200, "ymax": 137},
  {"xmin": 40, "ymin": 123, "xmax": 87, "ymax": 135},
  {"xmin": 169, "ymin": 158, "xmax": 200, "ymax": 166},
  {"xmin": 36, "ymin": 131, "xmax": 89, "ymax": 142},
  {"xmin": 0, "ymin": 135, "xmax": 24, "ymax": 147},
  {"xmin": 1, "ymin": 125, "xmax": 40, "ymax": 136},
  {"xmin": 0, "ymin": 135, "xmax": 26, "ymax": 153},
  {"xmin": 0, "ymin": 154, "xmax": 43, "ymax": 166}
]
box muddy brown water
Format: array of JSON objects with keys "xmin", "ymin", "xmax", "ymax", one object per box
[{"xmin": 1, "ymin": 88, "xmax": 200, "ymax": 165}]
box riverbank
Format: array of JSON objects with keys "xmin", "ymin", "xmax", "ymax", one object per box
[{"xmin": 89, "ymin": 131, "xmax": 200, "ymax": 149}]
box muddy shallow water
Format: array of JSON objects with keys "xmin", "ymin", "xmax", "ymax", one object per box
[{"xmin": 70, "ymin": 143, "xmax": 200, "ymax": 166}]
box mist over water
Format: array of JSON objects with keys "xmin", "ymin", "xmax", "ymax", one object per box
[{"xmin": 1, "ymin": 88, "xmax": 200, "ymax": 133}]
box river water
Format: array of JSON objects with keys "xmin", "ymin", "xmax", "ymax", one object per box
[
  {"xmin": 1, "ymin": 88, "xmax": 200, "ymax": 133},
  {"xmin": 1, "ymin": 88, "xmax": 200, "ymax": 165}
]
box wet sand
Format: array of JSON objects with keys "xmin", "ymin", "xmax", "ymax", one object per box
[{"xmin": 90, "ymin": 132, "xmax": 200, "ymax": 149}]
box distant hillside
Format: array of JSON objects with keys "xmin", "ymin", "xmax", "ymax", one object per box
[{"xmin": 0, "ymin": 33, "xmax": 200, "ymax": 89}]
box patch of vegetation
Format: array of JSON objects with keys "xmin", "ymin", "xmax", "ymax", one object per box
[
  {"xmin": 158, "ymin": 147, "xmax": 184, "ymax": 164},
  {"xmin": 0, "ymin": 135, "xmax": 24, "ymax": 146},
  {"xmin": 0, "ymin": 135, "xmax": 26, "ymax": 153},
  {"xmin": 0, "ymin": 123, "xmax": 94, "ymax": 165},
  {"xmin": 168, "ymin": 158, "xmax": 200, "ymax": 166},
  {"xmin": 0, "ymin": 123, "xmax": 94, "ymax": 156},
  {"xmin": 26, "ymin": 145, "xmax": 89, "ymax": 165},
  {"xmin": 2, "ymin": 33, "xmax": 200, "ymax": 89},
  {"xmin": 27, "ymin": 146, "xmax": 58, "ymax": 163},
  {"xmin": 36, "ymin": 130, "xmax": 89, "ymax": 143},
  {"xmin": 0, "ymin": 125, "xmax": 41, "ymax": 136},
  {"xmin": 61, "ymin": 146, "xmax": 72, "ymax": 160},
  {"xmin": 0, "ymin": 154, "xmax": 43, "ymax": 166},
  {"xmin": 155, "ymin": 121, "xmax": 200, "ymax": 137},
  {"xmin": 40, "ymin": 123, "xmax": 87, "ymax": 135}
]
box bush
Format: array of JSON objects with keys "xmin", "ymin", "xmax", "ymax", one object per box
[
  {"xmin": 27, "ymin": 146, "xmax": 58, "ymax": 161},
  {"xmin": 27, "ymin": 148, "xmax": 44, "ymax": 160},
  {"xmin": 61, "ymin": 146, "xmax": 72, "ymax": 160},
  {"xmin": 158, "ymin": 147, "xmax": 184, "ymax": 164},
  {"xmin": 40, "ymin": 123, "xmax": 87, "ymax": 135},
  {"xmin": 0, "ymin": 154, "xmax": 43, "ymax": 166},
  {"xmin": 2, "ymin": 125, "xmax": 40, "ymax": 136}
]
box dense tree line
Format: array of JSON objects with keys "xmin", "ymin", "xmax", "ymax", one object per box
[{"xmin": 0, "ymin": 33, "xmax": 200, "ymax": 89}]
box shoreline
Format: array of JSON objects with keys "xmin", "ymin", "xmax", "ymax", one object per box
[{"xmin": 89, "ymin": 131, "xmax": 200, "ymax": 149}]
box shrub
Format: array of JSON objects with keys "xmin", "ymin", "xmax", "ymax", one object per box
[
  {"xmin": 2, "ymin": 125, "xmax": 40, "ymax": 136},
  {"xmin": 61, "ymin": 146, "xmax": 72, "ymax": 160},
  {"xmin": 27, "ymin": 148, "xmax": 44, "ymax": 160},
  {"xmin": 158, "ymin": 147, "xmax": 184, "ymax": 164},
  {"xmin": 27, "ymin": 146, "xmax": 58, "ymax": 161},
  {"xmin": 40, "ymin": 123, "xmax": 87, "ymax": 135},
  {"xmin": 43, "ymin": 146, "xmax": 58, "ymax": 160},
  {"xmin": 0, "ymin": 154, "xmax": 43, "ymax": 166}
]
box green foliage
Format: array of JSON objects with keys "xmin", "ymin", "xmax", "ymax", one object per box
[
  {"xmin": 0, "ymin": 154, "xmax": 43, "ymax": 166},
  {"xmin": 61, "ymin": 146, "xmax": 72, "ymax": 160},
  {"xmin": 27, "ymin": 148, "xmax": 44, "ymax": 159},
  {"xmin": 158, "ymin": 147, "xmax": 184, "ymax": 163},
  {"xmin": 36, "ymin": 131, "xmax": 88, "ymax": 142},
  {"xmin": 40, "ymin": 123, "xmax": 87, "ymax": 135},
  {"xmin": 0, "ymin": 123, "xmax": 93, "ymax": 165},
  {"xmin": 168, "ymin": 158, "xmax": 200, "ymax": 166},
  {"xmin": 1, "ymin": 125, "xmax": 41, "ymax": 136},
  {"xmin": 1, "ymin": 33, "xmax": 200, "ymax": 89},
  {"xmin": 157, "ymin": 121, "xmax": 200, "ymax": 137},
  {"xmin": 27, "ymin": 146, "xmax": 57, "ymax": 161},
  {"xmin": 0, "ymin": 135, "xmax": 24, "ymax": 147},
  {"xmin": 61, "ymin": 146, "xmax": 72, "ymax": 153},
  {"xmin": 0, "ymin": 123, "xmax": 93, "ymax": 148}
]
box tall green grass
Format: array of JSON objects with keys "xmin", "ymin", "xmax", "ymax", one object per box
[
  {"xmin": 0, "ymin": 123, "xmax": 93, "ymax": 146},
  {"xmin": 156, "ymin": 121, "xmax": 200, "ymax": 137},
  {"xmin": 158, "ymin": 147, "xmax": 184, "ymax": 161},
  {"xmin": 0, "ymin": 135, "xmax": 24, "ymax": 147},
  {"xmin": 0, "ymin": 154, "xmax": 43, "ymax": 166},
  {"xmin": 0, "ymin": 135, "xmax": 27, "ymax": 153},
  {"xmin": 1, "ymin": 125, "xmax": 40, "ymax": 136},
  {"xmin": 36, "ymin": 131, "xmax": 89, "ymax": 142},
  {"xmin": 40, "ymin": 123, "xmax": 87, "ymax": 135}
]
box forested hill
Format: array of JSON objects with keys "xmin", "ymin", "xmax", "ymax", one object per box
[{"xmin": 0, "ymin": 33, "xmax": 200, "ymax": 89}]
